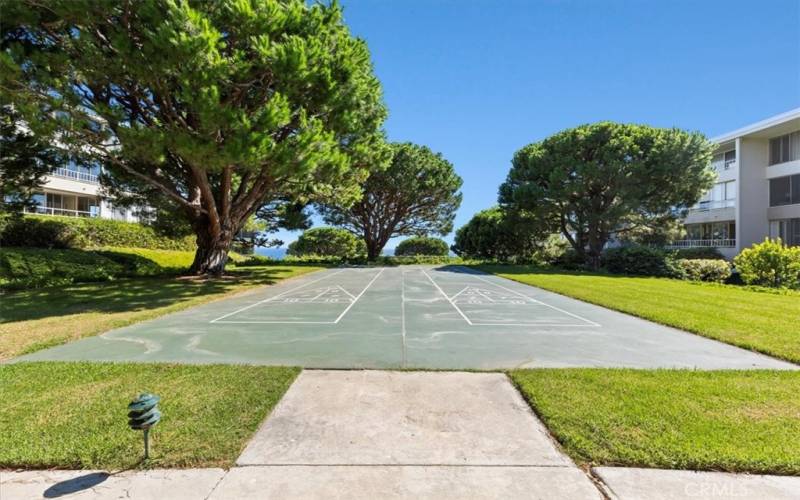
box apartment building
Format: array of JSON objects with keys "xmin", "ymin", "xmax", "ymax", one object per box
[
  {"xmin": 674, "ymin": 108, "xmax": 800, "ymax": 259},
  {"xmin": 25, "ymin": 161, "xmax": 139, "ymax": 222}
]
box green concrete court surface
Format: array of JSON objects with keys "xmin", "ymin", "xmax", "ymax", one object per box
[{"xmin": 17, "ymin": 266, "xmax": 797, "ymax": 369}]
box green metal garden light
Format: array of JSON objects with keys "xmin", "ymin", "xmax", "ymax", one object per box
[{"xmin": 128, "ymin": 393, "xmax": 161, "ymax": 459}]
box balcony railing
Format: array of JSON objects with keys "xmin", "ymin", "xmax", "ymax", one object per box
[
  {"xmin": 690, "ymin": 199, "xmax": 735, "ymax": 211},
  {"xmin": 24, "ymin": 206, "xmax": 96, "ymax": 217},
  {"xmin": 711, "ymin": 160, "xmax": 737, "ymax": 172},
  {"xmin": 52, "ymin": 167, "xmax": 99, "ymax": 184},
  {"xmin": 666, "ymin": 239, "xmax": 736, "ymax": 249}
]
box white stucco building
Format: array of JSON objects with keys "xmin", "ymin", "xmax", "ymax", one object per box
[
  {"xmin": 674, "ymin": 108, "xmax": 800, "ymax": 259},
  {"xmin": 25, "ymin": 162, "xmax": 140, "ymax": 222}
]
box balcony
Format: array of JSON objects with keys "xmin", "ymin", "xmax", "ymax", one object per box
[
  {"xmin": 666, "ymin": 239, "xmax": 736, "ymax": 249},
  {"xmin": 24, "ymin": 205, "xmax": 96, "ymax": 217},
  {"xmin": 689, "ymin": 199, "xmax": 735, "ymax": 212},
  {"xmin": 711, "ymin": 159, "xmax": 737, "ymax": 172},
  {"xmin": 52, "ymin": 167, "xmax": 99, "ymax": 184}
]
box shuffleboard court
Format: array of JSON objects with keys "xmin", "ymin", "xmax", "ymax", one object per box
[{"xmin": 17, "ymin": 266, "xmax": 796, "ymax": 370}]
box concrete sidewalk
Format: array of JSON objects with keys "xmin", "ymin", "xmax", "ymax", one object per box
[{"xmin": 3, "ymin": 371, "xmax": 799, "ymax": 499}]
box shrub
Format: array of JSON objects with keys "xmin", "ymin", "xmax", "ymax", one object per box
[
  {"xmin": 287, "ymin": 227, "xmax": 366, "ymax": 259},
  {"xmin": 0, "ymin": 247, "xmax": 197, "ymax": 290},
  {"xmin": 552, "ymin": 249, "xmax": 588, "ymax": 270},
  {"xmin": 0, "ymin": 215, "xmax": 195, "ymax": 251},
  {"xmin": 532, "ymin": 234, "xmax": 571, "ymax": 266},
  {"xmin": 236, "ymin": 255, "xmax": 279, "ymax": 267},
  {"xmin": 676, "ymin": 258, "xmax": 732, "ymax": 283},
  {"xmin": 394, "ymin": 237, "xmax": 449, "ymax": 256},
  {"xmin": 0, "ymin": 248, "xmax": 124, "ymax": 289},
  {"xmin": 97, "ymin": 248, "xmax": 195, "ymax": 275},
  {"xmin": 380, "ymin": 255, "xmax": 461, "ymax": 265},
  {"xmin": 602, "ymin": 246, "xmax": 682, "ymax": 278},
  {"xmin": 674, "ymin": 247, "xmax": 726, "ymax": 260},
  {"xmin": 452, "ymin": 206, "xmax": 541, "ymax": 261},
  {"xmin": 283, "ymin": 254, "xmax": 349, "ymax": 265},
  {"xmin": 734, "ymin": 239, "xmax": 800, "ymax": 289}
]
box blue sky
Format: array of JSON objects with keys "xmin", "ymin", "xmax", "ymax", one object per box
[{"xmin": 270, "ymin": 0, "xmax": 800, "ymax": 250}]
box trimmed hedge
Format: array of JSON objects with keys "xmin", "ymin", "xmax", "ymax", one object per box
[
  {"xmin": 287, "ymin": 227, "xmax": 365, "ymax": 259},
  {"xmin": 237, "ymin": 253, "xmax": 465, "ymax": 267},
  {"xmin": 674, "ymin": 247, "xmax": 726, "ymax": 260},
  {"xmin": 394, "ymin": 237, "xmax": 449, "ymax": 257},
  {"xmin": 676, "ymin": 258, "xmax": 732, "ymax": 283},
  {"xmin": 0, "ymin": 247, "xmax": 196, "ymax": 290},
  {"xmin": 381, "ymin": 255, "xmax": 460, "ymax": 265},
  {"xmin": 0, "ymin": 215, "xmax": 195, "ymax": 251},
  {"xmin": 239, "ymin": 254, "xmax": 345, "ymax": 266},
  {"xmin": 0, "ymin": 248, "xmax": 124, "ymax": 289}
]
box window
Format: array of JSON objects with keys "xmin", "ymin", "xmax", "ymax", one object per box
[
  {"xmin": 46, "ymin": 193, "xmax": 63, "ymax": 209},
  {"xmin": 769, "ymin": 131, "xmax": 800, "ymax": 165},
  {"xmin": 723, "ymin": 150, "xmax": 736, "ymax": 170},
  {"xmin": 696, "ymin": 180, "xmax": 736, "ymax": 209},
  {"xmin": 770, "ymin": 218, "xmax": 800, "ymax": 246},
  {"xmin": 710, "ymin": 150, "xmax": 736, "ymax": 171},
  {"xmin": 769, "ymin": 174, "xmax": 800, "ymax": 206},
  {"xmin": 724, "ymin": 180, "xmax": 736, "ymax": 200},
  {"xmin": 684, "ymin": 222, "xmax": 735, "ymax": 241},
  {"xmin": 31, "ymin": 192, "xmax": 45, "ymax": 207}
]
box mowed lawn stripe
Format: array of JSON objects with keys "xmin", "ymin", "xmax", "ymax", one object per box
[
  {"xmin": 509, "ymin": 369, "xmax": 800, "ymax": 475},
  {"xmin": 0, "ymin": 362, "xmax": 300, "ymax": 469},
  {"xmin": 478, "ymin": 266, "xmax": 800, "ymax": 364}
]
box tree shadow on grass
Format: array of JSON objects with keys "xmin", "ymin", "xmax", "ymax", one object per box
[{"xmin": 0, "ymin": 266, "xmax": 299, "ymax": 324}]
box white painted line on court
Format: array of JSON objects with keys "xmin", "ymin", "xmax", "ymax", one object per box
[
  {"xmin": 474, "ymin": 288, "xmax": 497, "ymax": 303},
  {"xmin": 463, "ymin": 271, "xmax": 601, "ymax": 327},
  {"xmin": 309, "ymin": 288, "xmax": 333, "ymax": 301},
  {"xmin": 401, "ymin": 269, "xmax": 407, "ymax": 368},
  {"xmin": 207, "ymin": 321, "xmax": 337, "ymax": 324},
  {"xmin": 448, "ymin": 286, "xmax": 470, "ymax": 301},
  {"xmin": 422, "ymin": 269, "xmax": 473, "ymax": 325},
  {"xmin": 337, "ymin": 286, "xmax": 356, "ymax": 300},
  {"xmin": 470, "ymin": 323, "xmax": 601, "ymax": 327},
  {"xmin": 332, "ymin": 268, "xmax": 386, "ymax": 324},
  {"xmin": 209, "ymin": 268, "xmax": 347, "ymax": 323}
]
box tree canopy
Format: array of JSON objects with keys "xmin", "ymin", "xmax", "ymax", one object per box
[
  {"xmin": 451, "ymin": 206, "xmax": 542, "ymax": 261},
  {"xmin": 394, "ymin": 236, "xmax": 449, "ymax": 256},
  {"xmin": 499, "ymin": 122, "xmax": 715, "ymax": 267},
  {"xmin": 1, "ymin": 0, "xmax": 387, "ymax": 274},
  {"xmin": 320, "ymin": 142, "xmax": 462, "ymax": 260},
  {"xmin": 287, "ymin": 226, "xmax": 366, "ymax": 259},
  {"xmin": 0, "ymin": 105, "xmax": 62, "ymax": 215}
]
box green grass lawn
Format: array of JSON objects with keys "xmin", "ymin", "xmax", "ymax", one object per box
[
  {"xmin": 478, "ymin": 265, "xmax": 800, "ymax": 364},
  {"xmin": 0, "ymin": 362, "xmax": 300, "ymax": 469},
  {"xmin": 0, "ymin": 265, "xmax": 322, "ymax": 360},
  {"xmin": 510, "ymin": 369, "xmax": 800, "ymax": 475}
]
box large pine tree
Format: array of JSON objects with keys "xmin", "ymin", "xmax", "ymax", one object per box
[{"xmin": 1, "ymin": 0, "xmax": 387, "ymax": 274}]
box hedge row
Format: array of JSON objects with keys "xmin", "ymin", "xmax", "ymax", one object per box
[
  {"xmin": 0, "ymin": 215, "xmax": 196, "ymax": 251},
  {"xmin": 238, "ymin": 253, "xmax": 465, "ymax": 267},
  {"xmin": 602, "ymin": 246, "xmax": 732, "ymax": 283},
  {"xmin": 0, "ymin": 247, "xmax": 197, "ymax": 290}
]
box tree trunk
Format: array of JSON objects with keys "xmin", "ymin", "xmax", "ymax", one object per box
[
  {"xmin": 189, "ymin": 226, "xmax": 235, "ymax": 276},
  {"xmin": 366, "ymin": 240, "xmax": 381, "ymax": 261},
  {"xmin": 587, "ymin": 235, "xmax": 605, "ymax": 270}
]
